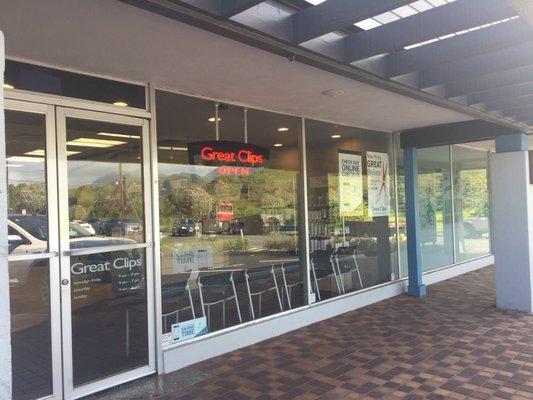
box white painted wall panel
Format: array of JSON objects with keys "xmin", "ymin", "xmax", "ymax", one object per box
[{"xmin": 490, "ymin": 151, "xmax": 533, "ymax": 313}]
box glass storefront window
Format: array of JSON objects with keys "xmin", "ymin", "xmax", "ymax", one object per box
[
  {"xmin": 65, "ymin": 118, "xmax": 144, "ymax": 244},
  {"xmin": 305, "ymin": 119, "xmax": 396, "ymax": 302},
  {"xmin": 156, "ymin": 91, "xmax": 304, "ymax": 345},
  {"xmin": 452, "ymin": 146, "xmax": 491, "ymax": 261},
  {"xmin": 418, "ymin": 146, "xmax": 454, "ymax": 271},
  {"xmin": 397, "ymin": 140, "xmax": 492, "ymax": 276}
]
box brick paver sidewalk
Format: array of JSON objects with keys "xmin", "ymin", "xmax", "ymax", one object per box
[{"xmin": 91, "ymin": 266, "xmax": 532, "ymax": 400}]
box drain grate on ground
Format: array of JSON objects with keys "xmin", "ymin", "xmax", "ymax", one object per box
[{"xmin": 85, "ymin": 368, "xmax": 209, "ymax": 400}]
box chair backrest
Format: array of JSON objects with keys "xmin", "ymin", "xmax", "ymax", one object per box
[
  {"xmin": 245, "ymin": 265, "xmax": 275, "ymax": 285},
  {"xmin": 311, "ymin": 250, "xmax": 335, "ymax": 272},
  {"xmin": 161, "ymin": 275, "xmax": 190, "ymax": 300},
  {"xmin": 198, "ymin": 271, "xmax": 234, "ymax": 291}
]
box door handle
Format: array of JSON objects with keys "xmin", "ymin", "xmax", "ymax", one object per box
[{"xmin": 62, "ymin": 279, "xmax": 69, "ymax": 285}]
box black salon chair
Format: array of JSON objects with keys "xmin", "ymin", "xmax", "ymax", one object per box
[
  {"xmin": 281, "ymin": 262, "xmax": 304, "ymax": 309},
  {"xmin": 311, "ymin": 250, "xmax": 342, "ymax": 301},
  {"xmin": 197, "ymin": 271, "xmax": 242, "ymax": 331},
  {"xmin": 244, "ymin": 265, "xmax": 283, "ymax": 319},
  {"xmin": 160, "ymin": 275, "xmax": 196, "ymax": 334}
]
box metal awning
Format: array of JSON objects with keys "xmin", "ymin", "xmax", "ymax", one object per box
[{"xmin": 120, "ymin": 0, "xmax": 533, "ymax": 132}]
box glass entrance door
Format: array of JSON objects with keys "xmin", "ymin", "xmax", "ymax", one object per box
[
  {"xmin": 6, "ymin": 100, "xmax": 62, "ymax": 400},
  {"xmin": 56, "ymin": 108, "xmax": 155, "ymax": 399}
]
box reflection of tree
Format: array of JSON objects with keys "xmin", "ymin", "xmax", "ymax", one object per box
[
  {"xmin": 73, "ymin": 185, "xmax": 95, "ymax": 220},
  {"xmin": 8, "ymin": 183, "xmax": 46, "ymax": 214},
  {"xmin": 157, "ymin": 167, "xmax": 298, "ymax": 231},
  {"xmin": 458, "ymin": 169, "xmax": 488, "ymax": 218},
  {"xmin": 173, "ymin": 187, "xmax": 213, "ymax": 220},
  {"xmin": 68, "ymin": 179, "xmax": 144, "ymax": 221}
]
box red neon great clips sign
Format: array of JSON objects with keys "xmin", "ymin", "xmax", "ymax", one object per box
[{"xmin": 188, "ymin": 141, "xmax": 270, "ymax": 167}]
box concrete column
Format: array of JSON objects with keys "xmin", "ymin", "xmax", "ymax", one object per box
[
  {"xmin": 0, "ymin": 30, "xmax": 12, "ymax": 400},
  {"xmin": 404, "ymin": 147, "xmax": 427, "ymax": 297},
  {"xmin": 491, "ymin": 133, "xmax": 533, "ymax": 313}
]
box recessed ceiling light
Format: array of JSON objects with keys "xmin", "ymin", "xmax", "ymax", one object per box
[
  {"xmin": 157, "ymin": 146, "xmax": 188, "ymax": 151},
  {"xmin": 67, "ymin": 137, "xmax": 126, "ymax": 148},
  {"xmin": 331, "ymin": 134, "xmax": 342, "ymax": 139},
  {"xmin": 277, "ymin": 127, "xmax": 289, "ymax": 132},
  {"xmin": 321, "ymin": 89, "xmax": 345, "ymax": 97},
  {"xmin": 113, "ymin": 101, "xmax": 128, "ymax": 107},
  {"xmin": 274, "ymin": 143, "xmax": 283, "ymax": 147},
  {"xmin": 208, "ymin": 117, "xmax": 222, "ymax": 122},
  {"xmin": 98, "ymin": 132, "xmax": 141, "ymax": 139},
  {"xmin": 3, "ymin": 83, "xmax": 14, "ymax": 90}
]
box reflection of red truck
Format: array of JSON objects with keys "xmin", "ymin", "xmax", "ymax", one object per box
[{"xmin": 202, "ymin": 201, "xmax": 243, "ymax": 234}]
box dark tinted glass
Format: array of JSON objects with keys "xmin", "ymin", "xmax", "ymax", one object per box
[{"xmin": 5, "ymin": 60, "xmax": 146, "ymax": 109}]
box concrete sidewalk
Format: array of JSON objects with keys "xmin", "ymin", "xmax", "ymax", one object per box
[{"xmin": 89, "ymin": 266, "xmax": 533, "ymax": 400}]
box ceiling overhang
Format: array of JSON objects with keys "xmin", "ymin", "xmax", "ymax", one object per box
[{"xmin": 119, "ymin": 0, "xmax": 532, "ymax": 133}]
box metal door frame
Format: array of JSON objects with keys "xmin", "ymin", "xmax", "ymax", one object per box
[
  {"xmin": 5, "ymin": 99, "xmax": 63, "ymax": 400},
  {"xmin": 55, "ymin": 107, "xmax": 155, "ymax": 400}
]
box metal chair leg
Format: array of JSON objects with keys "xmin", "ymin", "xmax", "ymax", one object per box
[
  {"xmin": 222, "ymin": 298, "xmax": 226, "ymax": 328},
  {"xmin": 244, "ymin": 269, "xmax": 255, "ymax": 320},
  {"xmin": 311, "ymin": 261, "xmax": 321, "ymax": 301},
  {"xmin": 230, "ymin": 272, "xmax": 242, "ymax": 323},
  {"xmin": 281, "ymin": 263, "xmax": 292, "ymax": 309},
  {"xmin": 186, "ymin": 284, "xmax": 196, "ymax": 318},
  {"xmin": 353, "ymin": 252, "xmax": 364, "ymax": 289},
  {"xmin": 334, "ymin": 254, "xmax": 346, "ymax": 294},
  {"xmin": 271, "ymin": 265, "xmax": 284, "ymax": 312},
  {"xmin": 330, "ymin": 255, "xmax": 342, "ymax": 294}
]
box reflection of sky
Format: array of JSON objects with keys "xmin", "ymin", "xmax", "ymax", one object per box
[
  {"xmin": 158, "ymin": 163, "xmax": 216, "ymax": 178},
  {"xmin": 6, "ymin": 162, "xmax": 45, "ymax": 185},
  {"xmin": 68, "ymin": 161, "xmax": 142, "ymax": 189}
]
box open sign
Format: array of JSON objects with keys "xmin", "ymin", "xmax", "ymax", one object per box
[{"xmin": 188, "ymin": 141, "xmax": 270, "ymax": 167}]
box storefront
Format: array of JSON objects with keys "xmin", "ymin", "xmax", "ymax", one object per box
[{"xmin": 3, "ymin": 59, "xmax": 494, "ymax": 400}]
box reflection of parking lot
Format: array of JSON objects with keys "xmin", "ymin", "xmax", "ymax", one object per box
[{"xmin": 161, "ymin": 233, "xmax": 273, "ymax": 248}]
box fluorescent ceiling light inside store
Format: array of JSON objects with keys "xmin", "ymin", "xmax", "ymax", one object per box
[
  {"xmin": 7, "ymin": 156, "xmax": 44, "ymax": 163},
  {"xmin": 98, "ymin": 132, "xmax": 140, "ymax": 139},
  {"xmin": 25, "ymin": 149, "xmax": 81, "ymax": 156},
  {"xmin": 67, "ymin": 138, "xmax": 126, "ymax": 148},
  {"xmin": 158, "ymin": 146, "xmax": 188, "ymax": 151}
]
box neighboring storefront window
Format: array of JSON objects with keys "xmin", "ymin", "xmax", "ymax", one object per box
[
  {"xmin": 397, "ymin": 140, "xmax": 492, "ymax": 276},
  {"xmin": 452, "ymin": 146, "xmax": 491, "ymax": 261},
  {"xmin": 418, "ymin": 146, "xmax": 454, "ymax": 271},
  {"xmin": 156, "ymin": 91, "xmax": 303, "ymax": 345},
  {"xmin": 305, "ymin": 119, "xmax": 396, "ymax": 302}
]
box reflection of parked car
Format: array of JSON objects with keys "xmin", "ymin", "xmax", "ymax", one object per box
[
  {"xmin": 463, "ymin": 217, "xmax": 489, "ymax": 239},
  {"xmin": 8, "ymin": 214, "xmax": 140, "ymax": 293},
  {"xmin": 100, "ymin": 218, "xmax": 142, "ymax": 237},
  {"xmin": 72, "ymin": 220, "xmax": 96, "ymax": 235},
  {"xmin": 172, "ymin": 218, "xmax": 196, "ymax": 236},
  {"xmin": 279, "ymin": 225, "xmax": 297, "ymax": 235},
  {"xmin": 87, "ymin": 217, "xmax": 109, "ymax": 234}
]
